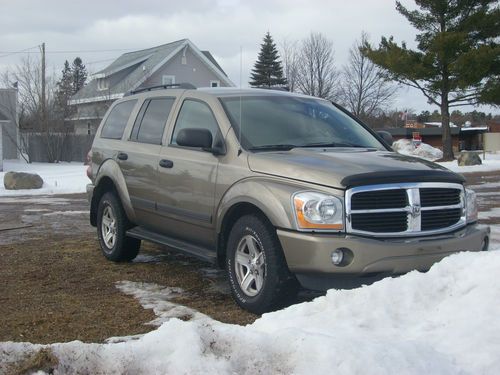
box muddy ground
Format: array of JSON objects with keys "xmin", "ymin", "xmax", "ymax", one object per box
[{"xmin": 0, "ymin": 171, "xmax": 498, "ymax": 344}]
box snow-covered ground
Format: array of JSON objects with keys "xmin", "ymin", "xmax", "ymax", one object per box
[
  {"xmin": 1, "ymin": 250, "xmax": 499, "ymax": 374},
  {"xmin": 393, "ymin": 139, "xmax": 500, "ymax": 173},
  {"xmin": 0, "ymin": 159, "xmax": 90, "ymax": 196},
  {"xmin": 439, "ymin": 152, "xmax": 500, "ymax": 173}
]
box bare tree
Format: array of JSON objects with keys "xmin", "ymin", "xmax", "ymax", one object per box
[
  {"xmin": 1, "ymin": 57, "xmax": 67, "ymax": 163},
  {"xmin": 280, "ymin": 38, "xmax": 300, "ymax": 92},
  {"xmin": 296, "ymin": 32, "xmax": 339, "ymax": 100},
  {"xmin": 339, "ymin": 32, "xmax": 397, "ymax": 122}
]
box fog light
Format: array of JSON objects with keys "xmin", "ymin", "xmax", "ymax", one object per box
[{"xmin": 331, "ymin": 249, "xmax": 344, "ymax": 265}]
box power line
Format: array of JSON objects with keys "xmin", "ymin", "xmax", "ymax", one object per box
[
  {"xmin": 0, "ymin": 45, "xmax": 40, "ymax": 58},
  {"xmin": 0, "ymin": 47, "xmax": 136, "ymax": 56}
]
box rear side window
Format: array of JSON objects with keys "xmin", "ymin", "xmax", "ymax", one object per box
[
  {"xmin": 171, "ymin": 100, "xmax": 220, "ymax": 146},
  {"xmin": 100, "ymin": 100, "xmax": 137, "ymax": 139},
  {"xmin": 130, "ymin": 98, "xmax": 175, "ymax": 145}
]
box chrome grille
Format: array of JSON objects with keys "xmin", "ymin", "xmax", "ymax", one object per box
[
  {"xmin": 420, "ymin": 188, "xmax": 461, "ymax": 207},
  {"xmin": 351, "ymin": 189, "xmax": 407, "ymax": 210},
  {"xmin": 346, "ymin": 183, "xmax": 466, "ymax": 237}
]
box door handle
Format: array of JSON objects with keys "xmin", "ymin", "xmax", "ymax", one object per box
[
  {"xmin": 117, "ymin": 152, "xmax": 128, "ymax": 161},
  {"xmin": 159, "ymin": 159, "xmax": 174, "ymax": 168}
]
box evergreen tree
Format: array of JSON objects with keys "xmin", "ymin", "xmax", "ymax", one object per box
[
  {"xmin": 55, "ymin": 60, "xmax": 74, "ymax": 119},
  {"xmin": 71, "ymin": 57, "xmax": 87, "ymax": 94},
  {"xmin": 364, "ymin": 0, "xmax": 499, "ymax": 160},
  {"xmin": 250, "ymin": 32, "xmax": 287, "ymax": 88}
]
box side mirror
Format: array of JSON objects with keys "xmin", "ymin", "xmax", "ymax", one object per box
[
  {"xmin": 176, "ymin": 128, "xmax": 226, "ymax": 155},
  {"xmin": 377, "ymin": 131, "xmax": 393, "ymax": 146},
  {"xmin": 177, "ymin": 128, "xmax": 213, "ymax": 149}
]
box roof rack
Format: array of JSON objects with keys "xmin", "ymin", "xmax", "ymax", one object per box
[
  {"xmin": 260, "ymin": 86, "xmax": 290, "ymax": 92},
  {"xmin": 126, "ymin": 83, "xmax": 197, "ymax": 96}
]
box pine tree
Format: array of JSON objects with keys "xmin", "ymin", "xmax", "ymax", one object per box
[
  {"xmin": 364, "ymin": 0, "xmax": 499, "ymax": 160},
  {"xmin": 249, "ymin": 32, "xmax": 287, "ymax": 88},
  {"xmin": 55, "ymin": 60, "xmax": 74, "ymax": 119},
  {"xmin": 71, "ymin": 57, "xmax": 87, "ymax": 94}
]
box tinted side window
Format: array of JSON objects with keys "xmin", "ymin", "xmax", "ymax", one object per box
[
  {"xmin": 130, "ymin": 98, "xmax": 175, "ymax": 145},
  {"xmin": 171, "ymin": 100, "xmax": 220, "ymax": 146},
  {"xmin": 100, "ymin": 100, "xmax": 137, "ymax": 139}
]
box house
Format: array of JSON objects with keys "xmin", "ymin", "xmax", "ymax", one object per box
[
  {"xmin": 68, "ymin": 39, "xmax": 234, "ymax": 135},
  {"xmin": 0, "ymin": 88, "xmax": 19, "ymax": 170}
]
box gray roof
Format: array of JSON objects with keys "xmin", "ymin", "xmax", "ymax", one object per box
[
  {"xmin": 70, "ymin": 39, "xmax": 231, "ymax": 104},
  {"xmin": 71, "ymin": 39, "xmax": 186, "ymax": 102},
  {"xmin": 201, "ymin": 51, "xmax": 227, "ymax": 77}
]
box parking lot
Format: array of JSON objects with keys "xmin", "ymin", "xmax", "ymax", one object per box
[{"xmin": 1, "ymin": 171, "xmax": 499, "ymax": 345}]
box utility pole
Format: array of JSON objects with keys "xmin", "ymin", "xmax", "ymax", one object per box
[{"xmin": 40, "ymin": 42, "xmax": 46, "ymax": 131}]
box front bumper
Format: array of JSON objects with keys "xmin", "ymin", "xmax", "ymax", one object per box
[
  {"xmin": 277, "ymin": 224, "xmax": 490, "ymax": 290},
  {"xmin": 86, "ymin": 183, "xmax": 94, "ymax": 203}
]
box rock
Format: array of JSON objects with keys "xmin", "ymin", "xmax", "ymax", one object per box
[
  {"xmin": 457, "ymin": 152, "xmax": 482, "ymax": 166},
  {"xmin": 4, "ymin": 171, "xmax": 44, "ymax": 190}
]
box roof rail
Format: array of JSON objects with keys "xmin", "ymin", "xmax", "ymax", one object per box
[
  {"xmin": 126, "ymin": 83, "xmax": 196, "ymax": 96},
  {"xmin": 258, "ymin": 86, "xmax": 290, "ymax": 92}
]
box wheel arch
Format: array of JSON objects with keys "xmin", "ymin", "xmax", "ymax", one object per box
[
  {"xmin": 215, "ymin": 179, "xmax": 297, "ymax": 268},
  {"xmin": 90, "ymin": 159, "xmax": 136, "ymax": 226}
]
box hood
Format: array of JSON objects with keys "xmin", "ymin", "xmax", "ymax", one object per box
[{"xmin": 247, "ymin": 148, "xmax": 464, "ymax": 189}]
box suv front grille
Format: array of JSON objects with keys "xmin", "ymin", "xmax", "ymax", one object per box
[{"xmin": 346, "ymin": 183, "xmax": 466, "ymax": 237}]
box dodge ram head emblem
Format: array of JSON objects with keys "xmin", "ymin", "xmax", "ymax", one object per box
[{"xmin": 410, "ymin": 204, "xmax": 421, "ymax": 217}]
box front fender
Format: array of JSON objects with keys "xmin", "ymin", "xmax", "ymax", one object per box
[
  {"xmin": 95, "ymin": 159, "xmax": 136, "ymax": 223},
  {"xmin": 216, "ymin": 178, "xmax": 302, "ymax": 233}
]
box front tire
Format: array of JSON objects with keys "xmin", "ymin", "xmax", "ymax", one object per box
[
  {"xmin": 226, "ymin": 214, "xmax": 298, "ymax": 314},
  {"xmin": 97, "ymin": 192, "xmax": 140, "ymax": 262}
]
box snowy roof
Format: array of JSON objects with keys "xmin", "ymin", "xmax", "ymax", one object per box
[
  {"xmin": 424, "ymin": 122, "xmax": 458, "ymax": 128},
  {"xmin": 69, "ymin": 39, "xmax": 231, "ymax": 105},
  {"xmin": 460, "ymin": 126, "xmax": 489, "ymax": 132}
]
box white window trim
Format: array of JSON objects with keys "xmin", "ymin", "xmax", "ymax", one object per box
[
  {"xmin": 97, "ymin": 78, "xmax": 109, "ymax": 91},
  {"xmin": 162, "ymin": 75, "xmax": 176, "ymax": 85},
  {"xmin": 210, "ymin": 80, "xmax": 220, "ymax": 88}
]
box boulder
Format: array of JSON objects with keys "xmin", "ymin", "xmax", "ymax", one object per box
[
  {"xmin": 457, "ymin": 152, "xmax": 482, "ymax": 166},
  {"xmin": 4, "ymin": 171, "xmax": 44, "ymax": 190}
]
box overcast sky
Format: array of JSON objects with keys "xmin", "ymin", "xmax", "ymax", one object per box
[{"xmin": 0, "ymin": 0, "xmax": 497, "ymax": 114}]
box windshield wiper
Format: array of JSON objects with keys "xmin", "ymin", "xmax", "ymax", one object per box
[
  {"xmin": 300, "ymin": 142, "xmax": 368, "ymax": 148},
  {"xmin": 248, "ymin": 144, "xmax": 297, "ymax": 151}
]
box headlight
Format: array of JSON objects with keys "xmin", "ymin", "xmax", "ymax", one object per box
[
  {"xmin": 465, "ymin": 188, "xmax": 478, "ymax": 223},
  {"xmin": 293, "ymin": 192, "xmax": 344, "ymax": 231}
]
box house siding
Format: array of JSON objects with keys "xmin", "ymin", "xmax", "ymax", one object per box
[
  {"xmin": 73, "ymin": 101, "xmax": 111, "ymax": 135},
  {"xmin": 0, "ymin": 89, "xmax": 18, "ymax": 160},
  {"xmin": 141, "ymin": 47, "xmax": 229, "ymax": 89},
  {"xmin": 0, "ymin": 125, "xmax": 3, "ymax": 171}
]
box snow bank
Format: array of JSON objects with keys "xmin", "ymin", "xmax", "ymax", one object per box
[
  {"xmin": 0, "ymin": 159, "xmax": 90, "ymax": 196},
  {"xmin": 2, "ymin": 250, "xmax": 500, "ymax": 374},
  {"xmin": 392, "ymin": 139, "xmax": 443, "ymax": 161},
  {"xmin": 439, "ymin": 152, "xmax": 500, "ymax": 173}
]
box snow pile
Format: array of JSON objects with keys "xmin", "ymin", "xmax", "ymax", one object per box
[
  {"xmin": 2, "ymin": 251, "xmax": 500, "ymax": 374},
  {"xmin": 439, "ymin": 152, "xmax": 500, "ymax": 173},
  {"xmin": 0, "ymin": 159, "xmax": 90, "ymax": 196},
  {"xmin": 392, "ymin": 138, "xmax": 443, "ymax": 161}
]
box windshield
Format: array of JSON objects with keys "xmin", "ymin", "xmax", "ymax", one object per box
[{"xmin": 220, "ymin": 95, "xmax": 385, "ymax": 151}]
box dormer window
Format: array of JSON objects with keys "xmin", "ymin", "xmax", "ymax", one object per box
[{"xmin": 97, "ymin": 78, "xmax": 109, "ymax": 91}]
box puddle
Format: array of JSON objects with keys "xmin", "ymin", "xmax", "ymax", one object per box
[{"xmin": 42, "ymin": 210, "xmax": 89, "ymax": 216}]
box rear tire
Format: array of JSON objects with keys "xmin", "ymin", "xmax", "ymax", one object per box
[
  {"xmin": 226, "ymin": 214, "xmax": 298, "ymax": 314},
  {"xmin": 97, "ymin": 192, "xmax": 140, "ymax": 262}
]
